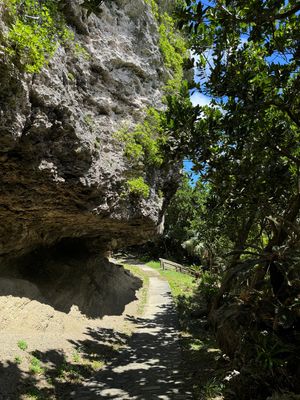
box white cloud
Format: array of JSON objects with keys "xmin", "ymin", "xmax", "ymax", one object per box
[{"xmin": 190, "ymin": 91, "xmax": 211, "ymax": 107}]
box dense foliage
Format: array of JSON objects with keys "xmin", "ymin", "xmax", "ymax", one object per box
[
  {"xmin": 0, "ymin": 0, "xmax": 102, "ymax": 73},
  {"xmin": 1, "ymin": 0, "xmax": 72, "ymax": 72},
  {"xmin": 145, "ymin": 0, "xmax": 189, "ymax": 92},
  {"xmin": 160, "ymin": 0, "xmax": 300, "ymax": 398},
  {"xmin": 127, "ymin": 177, "xmax": 150, "ymax": 199}
]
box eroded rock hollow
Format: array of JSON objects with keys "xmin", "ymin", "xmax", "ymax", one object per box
[{"xmin": 0, "ymin": 0, "xmax": 178, "ymax": 316}]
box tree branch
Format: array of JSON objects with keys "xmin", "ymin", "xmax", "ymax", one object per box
[
  {"xmin": 273, "ymin": 4, "xmax": 300, "ymax": 20},
  {"xmin": 269, "ymin": 100, "xmax": 300, "ymax": 128},
  {"xmin": 269, "ymin": 143, "xmax": 300, "ymax": 166},
  {"xmin": 225, "ymin": 250, "xmax": 263, "ymax": 257}
]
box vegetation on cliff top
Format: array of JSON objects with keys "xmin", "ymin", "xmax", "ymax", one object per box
[
  {"xmin": 1, "ymin": 0, "xmax": 72, "ymax": 72},
  {"xmin": 117, "ymin": 0, "xmax": 192, "ymax": 200},
  {"xmin": 145, "ymin": 0, "xmax": 189, "ymax": 93}
]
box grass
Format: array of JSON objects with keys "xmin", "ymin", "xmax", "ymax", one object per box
[
  {"xmin": 146, "ymin": 260, "xmax": 196, "ymax": 298},
  {"xmin": 57, "ymin": 348, "xmax": 106, "ymax": 382},
  {"xmin": 17, "ymin": 339, "xmax": 28, "ymax": 351},
  {"xmin": 57, "ymin": 361, "xmax": 81, "ymax": 382},
  {"xmin": 123, "ymin": 264, "xmax": 150, "ymax": 315},
  {"xmin": 14, "ymin": 355, "xmax": 22, "ymax": 365},
  {"xmin": 29, "ymin": 357, "xmax": 44, "ymax": 375},
  {"xmin": 22, "ymin": 388, "xmax": 45, "ymax": 400},
  {"xmin": 202, "ymin": 378, "xmax": 225, "ymax": 399},
  {"xmin": 90, "ymin": 359, "xmax": 105, "ymax": 371},
  {"xmin": 72, "ymin": 351, "xmax": 81, "ymax": 363}
]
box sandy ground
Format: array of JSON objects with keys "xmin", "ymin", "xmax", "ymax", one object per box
[
  {"xmin": 0, "ymin": 260, "xmax": 190, "ymax": 400},
  {"xmin": 0, "ymin": 261, "xmax": 141, "ymax": 399},
  {"xmin": 0, "ymin": 286, "xmax": 139, "ymax": 359},
  {"xmin": 65, "ymin": 264, "xmax": 192, "ymax": 399}
]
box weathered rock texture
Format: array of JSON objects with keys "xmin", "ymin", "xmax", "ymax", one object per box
[{"xmin": 0, "ymin": 0, "xmax": 178, "ymax": 265}]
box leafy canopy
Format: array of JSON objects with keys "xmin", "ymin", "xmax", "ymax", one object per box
[{"xmin": 175, "ymin": 0, "xmax": 300, "ymax": 254}]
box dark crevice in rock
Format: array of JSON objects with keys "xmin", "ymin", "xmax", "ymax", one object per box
[{"xmin": 59, "ymin": 0, "xmax": 89, "ymax": 35}]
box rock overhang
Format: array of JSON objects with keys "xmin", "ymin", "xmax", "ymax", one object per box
[{"xmin": 0, "ymin": 0, "xmax": 181, "ymax": 262}]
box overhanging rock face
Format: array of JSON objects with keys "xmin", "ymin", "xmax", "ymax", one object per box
[{"xmin": 0, "ymin": 0, "xmax": 179, "ymax": 263}]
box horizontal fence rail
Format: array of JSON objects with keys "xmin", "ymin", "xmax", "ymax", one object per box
[{"xmin": 159, "ymin": 258, "xmax": 199, "ymax": 277}]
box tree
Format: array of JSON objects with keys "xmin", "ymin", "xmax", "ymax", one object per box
[
  {"xmin": 168, "ymin": 1, "xmax": 300, "ymax": 396},
  {"xmin": 176, "ymin": 0, "xmax": 300, "ymax": 301}
]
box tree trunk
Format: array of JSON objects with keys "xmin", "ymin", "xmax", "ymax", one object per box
[
  {"xmin": 209, "ymin": 213, "xmax": 256, "ymax": 313},
  {"xmin": 252, "ymin": 193, "xmax": 300, "ymax": 300}
]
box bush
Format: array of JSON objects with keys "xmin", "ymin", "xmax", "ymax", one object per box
[
  {"xmin": 17, "ymin": 339, "xmax": 28, "ymax": 351},
  {"xmin": 29, "ymin": 357, "xmax": 44, "ymax": 375},
  {"xmin": 3, "ymin": 0, "xmax": 72, "ymax": 72},
  {"xmin": 145, "ymin": 0, "xmax": 189, "ymax": 93},
  {"xmin": 158, "ymin": 12, "xmax": 188, "ymax": 92},
  {"xmin": 127, "ymin": 177, "xmax": 150, "ymax": 198},
  {"xmin": 198, "ymin": 271, "xmax": 221, "ymax": 302},
  {"xmin": 116, "ymin": 108, "xmax": 167, "ymax": 167}
]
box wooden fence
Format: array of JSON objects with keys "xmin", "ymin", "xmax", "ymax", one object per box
[{"xmin": 159, "ymin": 258, "xmax": 199, "ymax": 277}]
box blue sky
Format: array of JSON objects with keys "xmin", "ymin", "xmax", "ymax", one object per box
[
  {"xmin": 183, "ymin": 159, "xmax": 200, "ymax": 187},
  {"xmin": 184, "ymin": 51, "xmax": 212, "ymax": 185}
]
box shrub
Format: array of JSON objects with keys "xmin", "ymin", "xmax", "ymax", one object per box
[
  {"xmin": 3, "ymin": 0, "xmax": 72, "ymax": 72},
  {"xmin": 198, "ymin": 271, "xmax": 221, "ymax": 302},
  {"xmin": 144, "ymin": 0, "xmax": 189, "ymax": 93},
  {"xmin": 158, "ymin": 12, "xmax": 188, "ymax": 92},
  {"xmin": 116, "ymin": 108, "xmax": 168, "ymax": 167},
  {"xmin": 144, "ymin": 0, "xmax": 159, "ymax": 19},
  {"xmin": 127, "ymin": 177, "xmax": 150, "ymax": 198},
  {"xmin": 29, "ymin": 357, "xmax": 44, "ymax": 375},
  {"xmin": 17, "ymin": 339, "xmax": 28, "ymax": 351}
]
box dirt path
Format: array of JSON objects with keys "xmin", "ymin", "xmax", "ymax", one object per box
[{"xmin": 71, "ymin": 263, "xmax": 192, "ymax": 399}]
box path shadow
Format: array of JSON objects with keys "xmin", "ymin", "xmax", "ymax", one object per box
[
  {"xmin": 0, "ymin": 267, "xmax": 193, "ymax": 399},
  {"xmin": 0, "ymin": 334, "xmax": 130, "ymax": 400},
  {"xmin": 69, "ymin": 300, "xmax": 193, "ymax": 399},
  {"xmin": 0, "ymin": 307, "xmax": 189, "ymax": 399}
]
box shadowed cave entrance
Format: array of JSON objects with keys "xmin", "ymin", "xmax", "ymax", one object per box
[{"xmin": 0, "ymin": 238, "xmax": 142, "ymax": 319}]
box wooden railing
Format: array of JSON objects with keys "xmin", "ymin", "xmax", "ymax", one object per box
[{"xmin": 159, "ymin": 258, "xmax": 199, "ymax": 277}]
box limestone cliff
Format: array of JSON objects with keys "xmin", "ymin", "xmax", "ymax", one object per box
[{"xmin": 0, "ymin": 0, "xmax": 180, "ymax": 265}]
